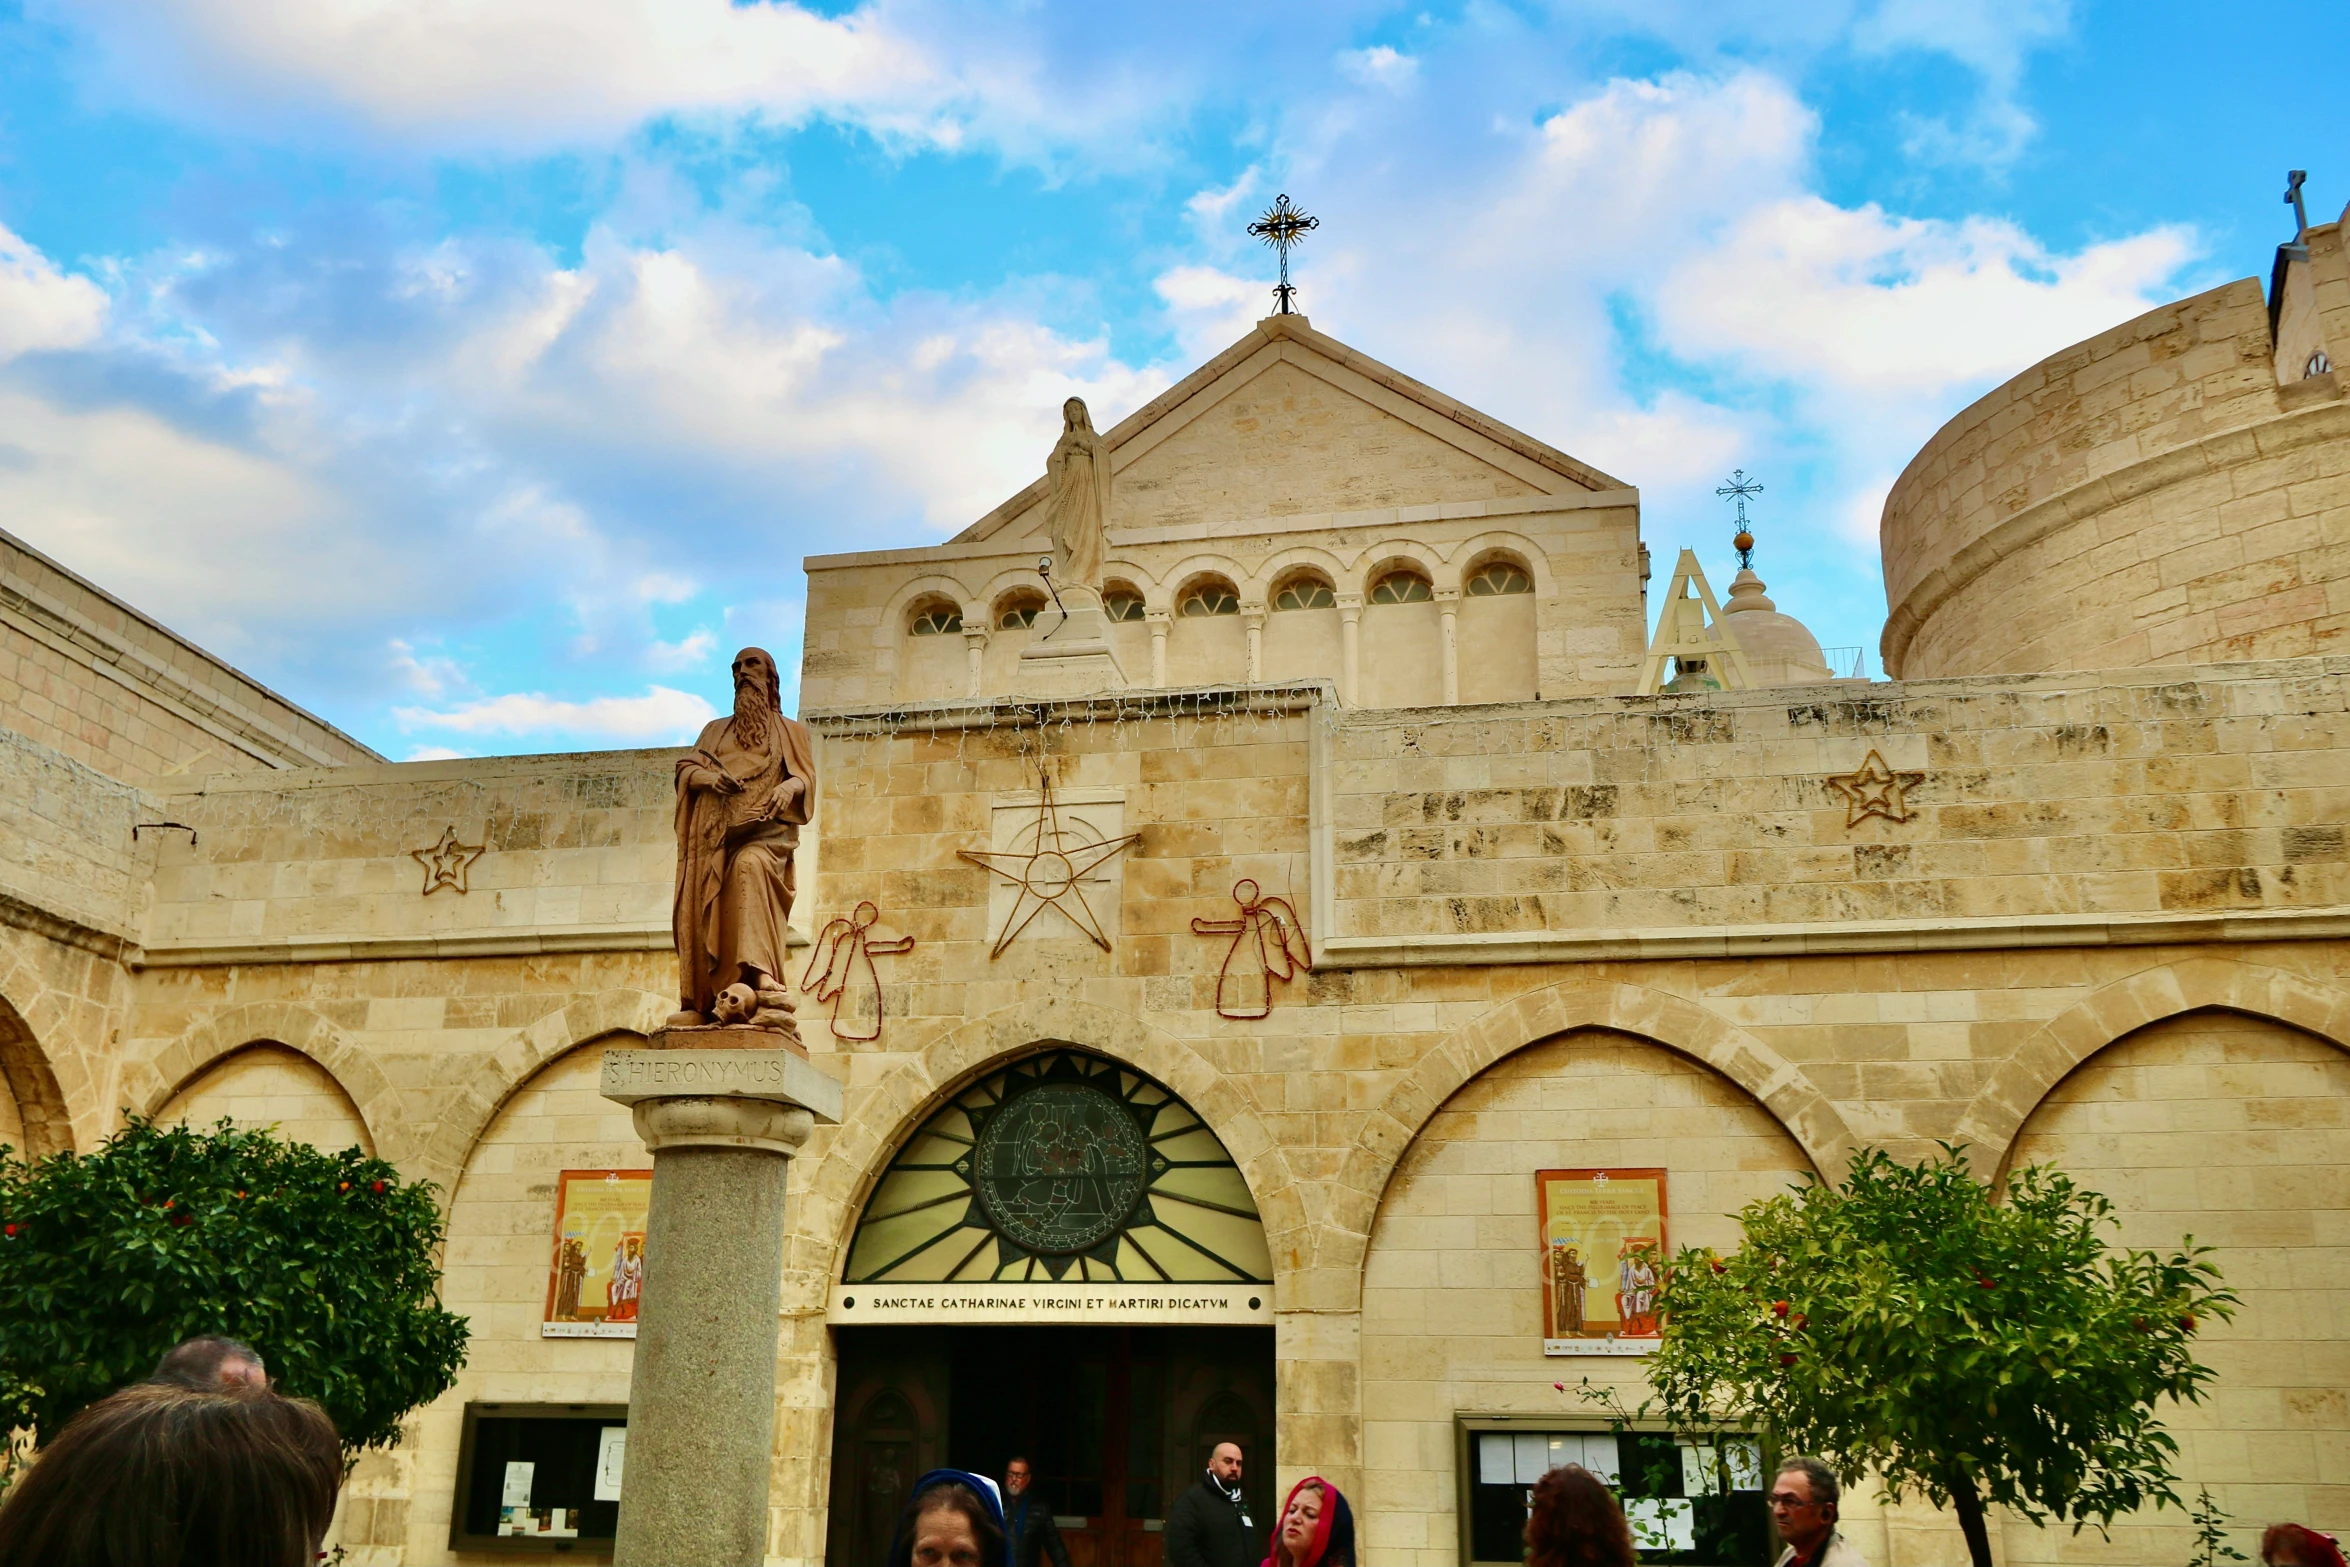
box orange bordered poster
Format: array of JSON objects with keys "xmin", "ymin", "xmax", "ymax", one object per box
[
  {"xmin": 542, "ymin": 1168, "xmax": 653, "ymax": 1339},
  {"xmin": 1535, "ymin": 1168, "xmax": 1668, "ymax": 1356}
]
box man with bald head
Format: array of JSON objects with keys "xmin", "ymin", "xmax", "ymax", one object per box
[
  {"xmin": 670, "ymin": 647, "xmax": 817, "ymax": 1029},
  {"xmin": 1166, "ymin": 1441, "xmax": 1256, "ymax": 1567}
]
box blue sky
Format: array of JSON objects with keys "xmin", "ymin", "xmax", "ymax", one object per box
[{"xmin": 0, "ymin": 0, "xmax": 2339, "ymax": 757}]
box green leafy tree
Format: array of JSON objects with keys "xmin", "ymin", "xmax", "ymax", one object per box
[
  {"xmin": 0, "ymin": 1117, "xmax": 468, "ymax": 1452},
  {"xmin": 1645, "ymin": 1145, "xmax": 2234, "ymax": 1567}
]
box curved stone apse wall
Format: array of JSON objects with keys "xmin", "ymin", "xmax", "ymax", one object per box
[{"xmin": 1880, "ymin": 278, "xmax": 2350, "ymax": 679}]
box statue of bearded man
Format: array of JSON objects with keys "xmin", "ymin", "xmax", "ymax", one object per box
[{"xmin": 669, "ymin": 647, "xmax": 817, "ymax": 1030}]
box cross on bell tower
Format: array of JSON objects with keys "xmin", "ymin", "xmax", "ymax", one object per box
[
  {"xmin": 1247, "ymin": 194, "xmax": 1320, "ymax": 315},
  {"xmin": 1715, "ymin": 468, "xmax": 1764, "ymax": 568}
]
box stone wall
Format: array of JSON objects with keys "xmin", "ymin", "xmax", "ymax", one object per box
[
  {"xmin": 0, "ymin": 668, "xmax": 2336, "ymax": 1564},
  {"xmin": 139, "ymin": 750, "xmax": 678, "ymax": 963},
  {"xmin": 0, "ymin": 526, "xmax": 377, "ymax": 781},
  {"xmin": 1879, "ymin": 278, "xmax": 2350, "ymax": 679},
  {"xmin": 1322, "ymin": 659, "xmax": 2350, "ymax": 959}
]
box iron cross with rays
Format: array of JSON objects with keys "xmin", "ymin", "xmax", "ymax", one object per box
[
  {"xmin": 1247, "ymin": 194, "xmax": 1320, "ymax": 315},
  {"xmin": 1716, "ymin": 468, "xmax": 1764, "ymax": 567}
]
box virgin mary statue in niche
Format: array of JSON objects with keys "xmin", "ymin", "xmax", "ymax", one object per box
[{"xmin": 1046, "ymin": 396, "xmax": 1112, "ymax": 590}]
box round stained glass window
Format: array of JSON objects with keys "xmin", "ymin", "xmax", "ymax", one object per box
[{"xmin": 972, "ymin": 1081, "xmax": 1149, "ymax": 1254}]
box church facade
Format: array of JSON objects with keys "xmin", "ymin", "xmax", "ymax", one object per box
[{"xmin": 3, "ymin": 202, "xmax": 2349, "ymax": 1567}]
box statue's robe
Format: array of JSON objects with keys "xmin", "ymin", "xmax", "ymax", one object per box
[
  {"xmin": 1046, "ymin": 421, "xmax": 1113, "ymax": 588},
  {"xmin": 672, "ymin": 709, "xmax": 816, "ymax": 1015}
]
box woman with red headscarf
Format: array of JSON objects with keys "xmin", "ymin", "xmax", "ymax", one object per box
[
  {"xmin": 1264, "ymin": 1476, "xmax": 1355, "ymax": 1567},
  {"xmin": 2264, "ymin": 1523, "xmax": 2348, "ymax": 1567}
]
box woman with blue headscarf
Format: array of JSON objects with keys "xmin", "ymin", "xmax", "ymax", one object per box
[{"xmin": 888, "ymin": 1469, "xmax": 1009, "ymax": 1567}]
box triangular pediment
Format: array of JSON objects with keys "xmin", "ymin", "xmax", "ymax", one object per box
[{"xmin": 953, "ymin": 314, "xmax": 1626, "ymax": 546}]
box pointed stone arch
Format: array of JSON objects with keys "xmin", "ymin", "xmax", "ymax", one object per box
[
  {"xmin": 1318, "ymin": 978, "xmax": 1857, "ymax": 1311},
  {"xmin": 413, "ymin": 986, "xmax": 674, "ymax": 1197},
  {"xmin": 1953, "ymin": 958, "xmax": 2350, "ymax": 1169},
  {"xmin": 133, "ymin": 1001, "xmax": 395, "ymax": 1159},
  {"xmin": 783, "ymin": 994, "xmax": 1302, "ymax": 1314},
  {"xmin": 0, "ymin": 983, "xmax": 72, "ymax": 1159}
]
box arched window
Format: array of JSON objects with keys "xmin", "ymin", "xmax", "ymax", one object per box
[
  {"xmin": 842, "ymin": 1049, "xmax": 1271, "ymax": 1284},
  {"xmin": 1465, "ymin": 560, "xmax": 1533, "ymax": 597},
  {"xmin": 2309, "ymin": 349, "xmax": 2334, "ymax": 379},
  {"xmin": 996, "ymin": 592, "xmax": 1047, "ymax": 631},
  {"xmin": 1272, "ymin": 575, "xmax": 1336, "ymax": 611},
  {"xmin": 1179, "ymin": 581, "xmax": 1241, "ymax": 618},
  {"xmin": 907, "ymin": 601, "xmax": 963, "ymax": 637},
  {"xmin": 1103, "ymin": 586, "xmax": 1147, "ymax": 622},
  {"xmin": 1368, "ymin": 569, "xmax": 1433, "ymax": 605}
]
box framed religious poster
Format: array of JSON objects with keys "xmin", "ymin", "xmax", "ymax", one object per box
[
  {"xmin": 1536, "ymin": 1168, "xmax": 1669, "ymax": 1356},
  {"xmin": 542, "ymin": 1169, "xmax": 653, "ymax": 1339}
]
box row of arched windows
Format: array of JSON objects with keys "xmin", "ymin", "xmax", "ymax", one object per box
[{"xmin": 907, "ymin": 557, "xmax": 1531, "ymax": 636}]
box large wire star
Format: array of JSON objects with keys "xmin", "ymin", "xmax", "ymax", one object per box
[{"xmin": 959, "ymin": 773, "xmax": 1140, "ymax": 957}]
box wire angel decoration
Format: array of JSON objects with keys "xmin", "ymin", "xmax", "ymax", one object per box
[
  {"xmin": 799, "ymin": 901, "xmax": 915, "ymax": 1042},
  {"xmin": 1190, "ymin": 878, "xmax": 1312, "ymax": 1019}
]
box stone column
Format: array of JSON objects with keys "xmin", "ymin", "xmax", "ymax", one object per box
[
  {"xmin": 1336, "ymin": 597, "xmax": 1361, "ymax": 706},
  {"xmin": 600, "ymin": 1041, "xmax": 844, "ymax": 1567},
  {"xmin": 1147, "ymin": 608, "xmax": 1170, "ymax": 687},
  {"xmin": 1436, "ymin": 587, "xmax": 1461, "ymax": 705},
  {"xmin": 1243, "ymin": 604, "xmax": 1267, "ymax": 682},
  {"xmin": 963, "ymin": 623, "xmax": 989, "ymax": 698}
]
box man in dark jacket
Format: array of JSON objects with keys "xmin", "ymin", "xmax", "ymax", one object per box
[
  {"xmin": 1005, "ymin": 1457, "xmax": 1071, "ymax": 1567},
  {"xmin": 1165, "ymin": 1442, "xmax": 1255, "ymax": 1567}
]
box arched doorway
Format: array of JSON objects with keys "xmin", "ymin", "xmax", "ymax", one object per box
[{"xmin": 829, "ymin": 1049, "xmax": 1276, "ymax": 1567}]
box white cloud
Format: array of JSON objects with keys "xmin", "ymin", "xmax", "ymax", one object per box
[
  {"xmin": 1657, "ymin": 200, "xmax": 2195, "ymax": 393},
  {"xmin": 1338, "ymin": 46, "xmax": 1417, "ymax": 90},
  {"xmin": 645, "ymin": 629, "xmax": 718, "ymax": 672},
  {"xmin": 403, "ymin": 745, "xmax": 467, "ymax": 761},
  {"xmin": 50, "ymin": 0, "xmax": 946, "ymax": 150},
  {"xmin": 395, "ymin": 685, "xmax": 717, "ymax": 744},
  {"xmin": 0, "ymin": 222, "xmax": 107, "ymax": 361}
]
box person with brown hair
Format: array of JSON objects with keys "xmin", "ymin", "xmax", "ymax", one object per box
[
  {"xmin": 0, "ymin": 1381, "xmax": 341, "ymax": 1566},
  {"xmin": 2264, "ymin": 1523, "xmax": 2349, "ymax": 1567},
  {"xmin": 1524, "ymin": 1463, "xmax": 1637, "ymax": 1567}
]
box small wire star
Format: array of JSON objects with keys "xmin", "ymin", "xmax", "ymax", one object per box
[
  {"xmin": 959, "ymin": 773, "xmax": 1140, "ymax": 956},
  {"xmin": 1827, "ymin": 751, "xmax": 1925, "ymax": 828},
  {"xmin": 412, "ymin": 825, "xmax": 486, "ymax": 894}
]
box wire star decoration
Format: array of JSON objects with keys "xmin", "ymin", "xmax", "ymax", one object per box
[
  {"xmin": 959, "ymin": 772, "xmax": 1141, "ymax": 957},
  {"xmin": 411, "ymin": 825, "xmax": 486, "ymax": 894},
  {"xmin": 1827, "ymin": 750, "xmax": 1926, "ymax": 828}
]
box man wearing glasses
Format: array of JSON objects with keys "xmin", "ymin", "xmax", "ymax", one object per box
[{"xmin": 1769, "ymin": 1457, "xmax": 1869, "ymax": 1567}]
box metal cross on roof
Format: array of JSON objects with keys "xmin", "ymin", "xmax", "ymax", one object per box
[
  {"xmin": 2287, "ymin": 168, "xmax": 2310, "ymax": 235},
  {"xmin": 1247, "ymin": 194, "xmax": 1320, "ymax": 315},
  {"xmin": 1715, "ymin": 469, "xmax": 1764, "ymax": 567}
]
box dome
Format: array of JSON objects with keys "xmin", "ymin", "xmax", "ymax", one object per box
[{"xmin": 1719, "ymin": 568, "xmax": 1832, "ymax": 686}]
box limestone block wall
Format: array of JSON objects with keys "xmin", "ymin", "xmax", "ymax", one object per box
[
  {"xmin": 0, "ymin": 662, "xmax": 2336, "ymax": 1564},
  {"xmin": 0, "ymin": 526, "xmax": 377, "ymax": 782},
  {"xmin": 1879, "ymin": 278, "xmax": 2350, "ymax": 679},
  {"xmin": 140, "ymin": 751, "xmax": 679, "ymax": 962},
  {"xmin": 0, "ymin": 723, "xmax": 148, "ymax": 953},
  {"xmin": 1322, "ymin": 659, "xmax": 2350, "ymax": 958},
  {"xmin": 1360, "ymin": 1028, "xmax": 1815, "ymax": 1565},
  {"xmin": 0, "ymin": 726, "xmax": 144, "ymax": 1153},
  {"xmin": 2006, "ymin": 1010, "xmax": 2350, "ymax": 1564}
]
